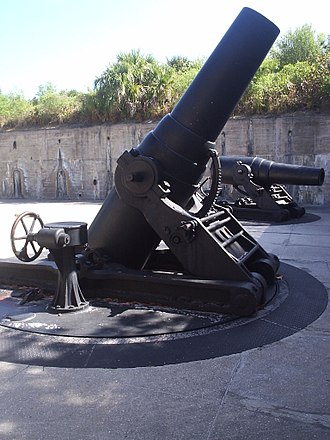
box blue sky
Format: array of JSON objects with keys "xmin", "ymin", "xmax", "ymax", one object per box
[{"xmin": 0, "ymin": 0, "xmax": 328, "ymax": 98}]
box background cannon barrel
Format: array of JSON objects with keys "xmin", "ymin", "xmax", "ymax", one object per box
[
  {"xmin": 88, "ymin": 8, "xmax": 280, "ymax": 269},
  {"xmin": 220, "ymin": 156, "xmax": 325, "ymax": 187}
]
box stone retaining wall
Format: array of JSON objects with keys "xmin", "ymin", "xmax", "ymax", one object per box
[{"xmin": 1, "ymin": 112, "xmax": 329, "ymax": 205}]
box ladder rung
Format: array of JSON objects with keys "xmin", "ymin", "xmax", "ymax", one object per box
[
  {"xmin": 239, "ymin": 245, "xmax": 259, "ymax": 262},
  {"xmin": 221, "ymin": 230, "xmax": 244, "ymax": 248},
  {"xmin": 202, "ymin": 210, "xmax": 228, "ymax": 225},
  {"xmin": 207, "ymin": 217, "xmax": 231, "ymax": 232}
]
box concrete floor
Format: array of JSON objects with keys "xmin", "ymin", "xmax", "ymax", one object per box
[{"xmin": 0, "ymin": 201, "xmax": 329, "ymax": 440}]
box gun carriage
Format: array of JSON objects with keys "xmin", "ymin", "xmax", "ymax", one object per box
[
  {"xmin": 217, "ymin": 156, "xmax": 325, "ymax": 222},
  {"xmin": 10, "ymin": 8, "xmax": 289, "ymax": 317}
]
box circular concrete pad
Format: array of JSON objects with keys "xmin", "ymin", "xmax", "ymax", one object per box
[
  {"xmin": 0, "ymin": 293, "xmax": 235, "ymax": 338},
  {"xmin": 0, "ymin": 263, "xmax": 327, "ymax": 368}
]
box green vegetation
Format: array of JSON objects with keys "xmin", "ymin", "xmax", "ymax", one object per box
[
  {"xmin": 0, "ymin": 93, "xmax": 34, "ymax": 128},
  {"xmin": 93, "ymin": 50, "xmax": 173, "ymax": 121},
  {"xmin": 30, "ymin": 83, "xmax": 85, "ymax": 125},
  {"xmin": 1, "ymin": 25, "xmax": 329, "ymax": 129},
  {"xmin": 236, "ymin": 25, "xmax": 330, "ymax": 114}
]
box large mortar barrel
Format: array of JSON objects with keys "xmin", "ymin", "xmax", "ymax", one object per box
[
  {"xmin": 220, "ymin": 156, "xmax": 325, "ymax": 187},
  {"xmin": 88, "ymin": 8, "xmax": 280, "ymax": 269}
]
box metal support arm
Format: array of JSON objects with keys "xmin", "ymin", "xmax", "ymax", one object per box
[{"xmin": 114, "ymin": 150, "xmax": 279, "ymax": 315}]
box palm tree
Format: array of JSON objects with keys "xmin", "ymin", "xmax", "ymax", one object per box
[{"xmin": 94, "ymin": 50, "xmax": 172, "ymax": 120}]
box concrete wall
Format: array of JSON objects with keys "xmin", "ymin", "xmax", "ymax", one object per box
[{"xmin": 0, "ymin": 112, "xmax": 329, "ymax": 205}]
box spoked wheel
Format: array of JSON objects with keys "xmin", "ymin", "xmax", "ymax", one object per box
[{"xmin": 10, "ymin": 212, "xmax": 44, "ymax": 262}]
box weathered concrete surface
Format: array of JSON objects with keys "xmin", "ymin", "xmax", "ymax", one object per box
[
  {"xmin": 0, "ymin": 202, "xmax": 329, "ymax": 440},
  {"xmin": 0, "ymin": 122, "xmax": 153, "ymax": 200},
  {"xmin": 0, "ymin": 112, "xmax": 329, "ymax": 204}
]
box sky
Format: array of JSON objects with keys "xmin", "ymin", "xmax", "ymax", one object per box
[{"xmin": 0, "ymin": 0, "xmax": 329, "ymax": 99}]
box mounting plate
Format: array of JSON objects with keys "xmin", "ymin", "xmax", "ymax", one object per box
[{"xmin": 0, "ymin": 263, "xmax": 327, "ymax": 368}]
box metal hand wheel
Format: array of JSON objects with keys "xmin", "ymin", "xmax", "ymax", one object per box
[{"xmin": 10, "ymin": 211, "xmax": 44, "ymax": 262}]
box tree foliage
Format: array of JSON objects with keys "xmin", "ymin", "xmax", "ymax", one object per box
[
  {"xmin": 31, "ymin": 83, "xmax": 84, "ymax": 125},
  {"xmin": 237, "ymin": 54, "xmax": 330, "ymax": 114},
  {"xmin": 93, "ymin": 50, "xmax": 173, "ymax": 121},
  {"xmin": 0, "ymin": 25, "xmax": 329, "ymax": 129},
  {"xmin": 236, "ymin": 25, "xmax": 330, "ymax": 114},
  {"xmin": 167, "ymin": 56, "xmax": 204, "ymax": 102},
  {"xmin": 0, "ymin": 92, "xmax": 33, "ymax": 128},
  {"xmin": 270, "ymin": 24, "xmax": 328, "ymax": 67}
]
